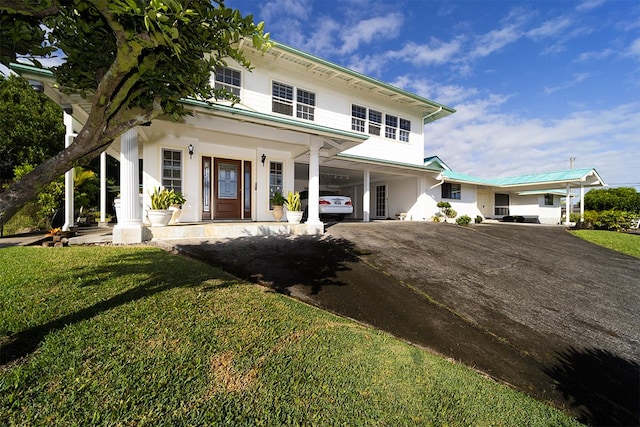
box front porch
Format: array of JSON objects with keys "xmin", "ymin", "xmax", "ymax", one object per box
[{"xmin": 147, "ymin": 221, "xmax": 323, "ymax": 240}]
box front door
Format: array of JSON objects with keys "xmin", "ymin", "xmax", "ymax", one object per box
[
  {"xmin": 375, "ymin": 184, "xmax": 387, "ymax": 218},
  {"xmin": 477, "ymin": 190, "xmax": 492, "ymax": 218},
  {"xmin": 214, "ymin": 158, "xmax": 242, "ymax": 219}
]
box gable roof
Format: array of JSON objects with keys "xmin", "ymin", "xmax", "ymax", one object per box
[
  {"xmin": 422, "ymin": 156, "xmax": 452, "ymax": 171},
  {"xmin": 440, "ymin": 168, "xmax": 606, "ymax": 190}
]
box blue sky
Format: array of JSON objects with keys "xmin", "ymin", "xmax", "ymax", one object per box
[{"xmin": 227, "ymin": 0, "xmax": 640, "ymax": 189}]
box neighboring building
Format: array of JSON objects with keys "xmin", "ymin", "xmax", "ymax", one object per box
[{"xmin": 11, "ymin": 41, "xmax": 605, "ymax": 243}]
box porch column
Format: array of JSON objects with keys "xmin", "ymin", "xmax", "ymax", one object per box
[
  {"xmin": 580, "ymin": 183, "xmax": 585, "ymax": 222},
  {"xmin": 62, "ymin": 107, "xmax": 75, "ymax": 232},
  {"xmin": 98, "ymin": 151, "xmax": 107, "ymax": 227},
  {"xmin": 306, "ymin": 142, "xmax": 322, "ymax": 226},
  {"xmin": 363, "ymin": 169, "xmax": 370, "ymax": 222},
  {"xmin": 113, "ymin": 128, "xmax": 145, "ymax": 244},
  {"xmin": 565, "ymin": 184, "xmax": 571, "ymax": 225}
]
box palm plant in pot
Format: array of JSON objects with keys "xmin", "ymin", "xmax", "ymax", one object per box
[
  {"xmin": 285, "ymin": 191, "xmax": 303, "ymax": 224},
  {"xmin": 270, "ymin": 191, "xmax": 286, "ymax": 222},
  {"xmin": 147, "ymin": 187, "xmax": 173, "ymax": 227}
]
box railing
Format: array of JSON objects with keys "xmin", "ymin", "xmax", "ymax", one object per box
[{"xmin": 495, "ymin": 206, "xmax": 510, "ymax": 216}]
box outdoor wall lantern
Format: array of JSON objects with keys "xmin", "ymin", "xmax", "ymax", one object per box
[
  {"xmin": 188, "ymin": 144, "xmax": 194, "ymax": 159},
  {"xmin": 261, "ymin": 153, "xmax": 266, "ymax": 166}
]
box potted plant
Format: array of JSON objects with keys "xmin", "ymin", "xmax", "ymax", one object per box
[
  {"xmin": 285, "ymin": 191, "xmax": 303, "ymax": 224},
  {"xmin": 167, "ymin": 189, "xmax": 186, "ymax": 225},
  {"xmin": 270, "ymin": 191, "xmax": 285, "ymax": 222},
  {"xmin": 147, "ymin": 187, "xmax": 173, "ymax": 227}
]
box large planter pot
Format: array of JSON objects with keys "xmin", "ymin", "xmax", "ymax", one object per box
[
  {"xmin": 272, "ymin": 205, "xmax": 284, "ymax": 222},
  {"xmin": 286, "ymin": 211, "xmax": 303, "ymax": 224},
  {"xmin": 147, "ymin": 209, "xmax": 172, "ymax": 227},
  {"xmin": 168, "ymin": 204, "xmax": 182, "ymax": 225}
]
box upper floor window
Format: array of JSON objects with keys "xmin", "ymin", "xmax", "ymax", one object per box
[
  {"xmin": 441, "ymin": 183, "xmax": 461, "ymax": 200},
  {"xmin": 214, "ymin": 66, "xmax": 241, "ymax": 99},
  {"xmin": 385, "ymin": 114, "xmax": 398, "ymax": 139},
  {"xmin": 272, "ymin": 81, "xmax": 315, "ymax": 120},
  {"xmin": 351, "ymin": 104, "xmax": 410, "ymax": 142},
  {"xmin": 399, "ymin": 118, "xmax": 411, "ymax": 142}
]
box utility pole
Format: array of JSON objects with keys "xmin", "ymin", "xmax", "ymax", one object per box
[{"xmin": 569, "ymin": 157, "xmax": 575, "ymax": 170}]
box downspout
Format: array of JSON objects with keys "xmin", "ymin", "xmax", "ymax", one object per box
[{"xmin": 430, "ymin": 173, "xmax": 445, "ymax": 189}]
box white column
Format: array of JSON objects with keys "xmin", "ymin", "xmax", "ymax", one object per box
[
  {"xmin": 565, "ymin": 184, "xmax": 571, "ymax": 225},
  {"xmin": 113, "ymin": 128, "xmax": 145, "ymax": 243},
  {"xmin": 363, "ymin": 169, "xmax": 370, "ymax": 222},
  {"xmin": 99, "ymin": 151, "xmax": 107, "ymax": 226},
  {"xmin": 580, "ymin": 183, "xmax": 585, "ymax": 222},
  {"xmin": 62, "ymin": 109, "xmax": 75, "ymax": 231},
  {"xmin": 306, "ymin": 142, "xmax": 322, "ymax": 226}
]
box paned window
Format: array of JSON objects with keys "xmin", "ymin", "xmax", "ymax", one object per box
[
  {"xmin": 272, "ymin": 82, "xmax": 294, "ymax": 116},
  {"xmin": 369, "ymin": 109, "xmax": 382, "ymax": 136},
  {"xmin": 351, "ymin": 105, "xmax": 366, "ymax": 132},
  {"xmin": 162, "ymin": 149, "xmax": 182, "ymax": 193},
  {"xmin": 351, "ymin": 105, "xmax": 411, "ymax": 141},
  {"xmin": 399, "ymin": 118, "xmax": 411, "ymax": 142},
  {"xmin": 214, "ymin": 66, "xmax": 241, "ymax": 98},
  {"xmin": 272, "ymin": 82, "xmax": 316, "ymax": 120},
  {"xmin": 269, "ymin": 161, "xmax": 283, "ymax": 209},
  {"xmin": 544, "ymin": 194, "xmax": 554, "ymax": 206},
  {"xmin": 385, "ymin": 114, "xmax": 398, "ymax": 139},
  {"xmin": 441, "ymin": 183, "xmax": 461, "ymax": 200},
  {"xmin": 296, "ymin": 89, "xmax": 316, "ymax": 120}
]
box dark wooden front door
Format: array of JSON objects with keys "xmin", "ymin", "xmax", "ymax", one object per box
[{"xmin": 214, "ymin": 158, "xmax": 242, "ymax": 219}]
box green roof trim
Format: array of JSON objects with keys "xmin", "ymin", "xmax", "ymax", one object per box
[
  {"xmin": 10, "ymin": 62, "xmax": 54, "ymax": 77},
  {"xmin": 442, "ymin": 168, "xmax": 605, "ymax": 187},
  {"xmin": 180, "ymin": 98, "xmax": 369, "ymax": 141},
  {"xmin": 271, "ymin": 41, "xmax": 456, "ymax": 123},
  {"xmin": 337, "ymin": 152, "xmax": 445, "ymax": 172}
]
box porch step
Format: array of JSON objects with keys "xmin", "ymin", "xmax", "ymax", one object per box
[{"xmin": 147, "ymin": 222, "xmax": 323, "ymax": 240}]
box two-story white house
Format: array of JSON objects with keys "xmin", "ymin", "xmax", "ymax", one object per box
[{"xmin": 12, "ymin": 40, "xmax": 605, "ymax": 244}]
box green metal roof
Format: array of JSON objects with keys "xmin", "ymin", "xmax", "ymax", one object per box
[{"xmin": 442, "ymin": 168, "xmax": 605, "ymax": 188}]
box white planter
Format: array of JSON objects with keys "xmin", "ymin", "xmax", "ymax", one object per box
[
  {"xmin": 147, "ymin": 209, "xmax": 172, "ymax": 227},
  {"xmin": 286, "ymin": 211, "xmax": 303, "ymax": 224},
  {"xmin": 169, "ymin": 205, "xmax": 182, "ymax": 225}
]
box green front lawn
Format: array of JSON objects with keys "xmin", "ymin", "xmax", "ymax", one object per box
[
  {"xmin": 0, "ymin": 246, "xmax": 580, "ymax": 426},
  {"xmin": 571, "ymin": 229, "xmax": 640, "ymax": 258}
]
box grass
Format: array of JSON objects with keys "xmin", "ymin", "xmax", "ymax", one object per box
[
  {"xmin": 571, "ymin": 229, "xmax": 640, "ymax": 258},
  {"xmin": 0, "ymin": 246, "xmax": 581, "ymax": 426}
]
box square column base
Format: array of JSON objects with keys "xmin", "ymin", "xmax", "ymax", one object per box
[{"xmin": 113, "ymin": 222, "xmax": 149, "ymax": 244}]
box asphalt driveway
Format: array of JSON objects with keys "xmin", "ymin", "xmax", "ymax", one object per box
[{"xmin": 167, "ymin": 222, "xmax": 640, "ymax": 426}]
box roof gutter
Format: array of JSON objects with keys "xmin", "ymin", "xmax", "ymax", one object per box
[{"xmin": 423, "ymin": 107, "xmax": 443, "ymax": 125}]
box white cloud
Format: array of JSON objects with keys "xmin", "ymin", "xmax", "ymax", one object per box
[
  {"xmin": 426, "ymin": 91, "xmax": 640, "ymax": 187},
  {"xmin": 260, "ymin": 0, "xmax": 312, "ymax": 22},
  {"xmin": 575, "ymin": 48, "xmax": 615, "ymax": 62},
  {"xmin": 338, "ymin": 13, "xmax": 404, "ymax": 54},
  {"xmin": 543, "ymin": 73, "xmax": 590, "ymax": 94},
  {"xmin": 576, "ymin": 0, "xmax": 607, "ymax": 12},
  {"xmin": 471, "ymin": 25, "xmax": 523, "ymax": 58},
  {"xmin": 389, "ymin": 37, "xmax": 463, "ymax": 66},
  {"xmin": 527, "ymin": 16, "xmax": 573, "ymax": 40},
  {"xmin": 627, "ymin": 37, "xmax": 640, "ymax": 60}
]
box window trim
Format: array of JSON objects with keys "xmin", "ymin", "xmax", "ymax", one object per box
[
  {"xmin": 214, "ymin": 66, "xmax": 241, "ymax": 99},
  {"xmin": 271, "ymin": 81, "xmax": 316, "ymax": 121},
  {"xmin": 161, "ymin": 148, "xmax": 183, "ymax": 194},
  {"xmin": 441, "ymin": 182, "xmax": 461, "ymax": 200},
  {"xmin": 268, "ymin": 160, "xmax": 284, "ymax": 210},
  {"xmin": 351, "ymin": 103, "xmax": 410, "ymax": 142}
]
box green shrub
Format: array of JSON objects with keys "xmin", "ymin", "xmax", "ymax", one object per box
[
  {"xmin": 456, "ymin": 215, "xmax": 472, "ymax": 226},
  {"xmin": 569, "ymin": 212, "xmax": 581, "ymax": 223},
  {"xmin": 596, "ymin": 209, "xmax": 633, "ymax": 231},
  {"xmin": 475, "ymin": 215, "xmax": 483, "ymax": 224}
]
